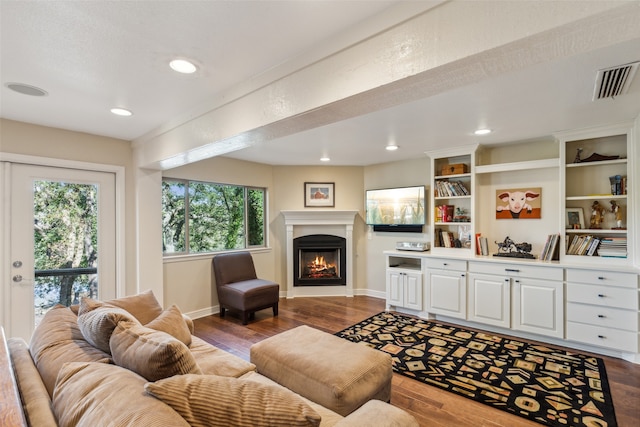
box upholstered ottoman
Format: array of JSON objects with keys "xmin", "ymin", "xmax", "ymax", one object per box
[{"xmin": 250, "ymin": 325, "xmax": 392, "ymax": 417}]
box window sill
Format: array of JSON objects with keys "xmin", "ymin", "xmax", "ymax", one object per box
[{"xmin": 163, "ymin": 247, "xmax": 272, "ymax": 264}]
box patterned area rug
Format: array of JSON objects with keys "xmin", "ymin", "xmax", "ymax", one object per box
[{"xmin": 335, "ymin": 312, "xmax": 617, "ymax": 427}]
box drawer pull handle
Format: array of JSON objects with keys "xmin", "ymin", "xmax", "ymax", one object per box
[
  {"xmin": 505, "ymin": 269, "xmax": 520, "ymax": 273},
  {"xmin": 505, "ymin": 279, "xmax": 510, "ymax": 282},
  {"xmin": 443, "ymin": 263, "xmax": 448, "ymax": 266},
  {"xmin": 598, "ymin": 276, "xmax": 605, "ymax": 280},
  {"xmin": 598, "ymin": 294, "xmax": 605, "ymax": 298},
  {"xmin": 598, "ymin": 335, "xmax": 606, "ymax": 339},
  {"xmin": 598, "ymin": 314, "xmax": 606, "ymax": 318},
  {"xmin": 515, "ymin": 279, "xmax": 520, "ymax": 283}
]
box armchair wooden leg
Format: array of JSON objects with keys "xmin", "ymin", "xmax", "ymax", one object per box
[
  {"xmin": 220, "ymin": 307, "xmax": 226, "ymax": 317},
  {"xmin": 242, "ymin": 312, "xmax": 249, "ymax": 325},
  {"xmin": 273, "ymin": 303, "xmax": 278, "ymax": 316}
]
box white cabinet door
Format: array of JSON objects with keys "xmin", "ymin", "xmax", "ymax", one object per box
[
  {"xmin": 386, "ymin": 269, "xmax": 423, "ymax": 310},
  {"xmin": 427, "ymin": 270, "xmax": 466, "ymax": 319},
  {"xmin": 386, "ymin": 269, "xmax": 403, "ymax": 307},
  {"xmin": 467, "ymin": 273, "xmax": 510, "ymax": 328},
  {"xmin": 513, "ymin": 278, "xmax": 564, "ymax": 338},
  {"xmin": 404, "ymin": 271, "xmax": 423, "ymax": 311}
]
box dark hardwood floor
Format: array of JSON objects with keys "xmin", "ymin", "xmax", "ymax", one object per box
[{"xmin": 193, "ymin": 296, "xmax": 640, "ymax": 427}]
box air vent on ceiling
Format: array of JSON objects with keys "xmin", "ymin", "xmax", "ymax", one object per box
[{"xmin": 593, "ymin": 61, "xmax": 639, "ymax": 100}]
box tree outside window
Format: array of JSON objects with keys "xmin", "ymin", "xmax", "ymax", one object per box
[{"xmin": 162, "ymin": 179, "xmax": 266, "ymax": 254}]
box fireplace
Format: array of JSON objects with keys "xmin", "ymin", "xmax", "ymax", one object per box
[
  {"xmin": 294, "ymin": 234, "xmax": 346, "ymax": 286},
  {"xmin": 282, "ymin": 210, "xmax": 357, "ymax": 298}
]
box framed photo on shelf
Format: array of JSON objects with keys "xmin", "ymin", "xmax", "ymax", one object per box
[
  {"xmin": 304, "ymin": 182, "xmax": 335, "ymax": 207},
  {"xmin": 566, "ymin": 208, "xmax": 585, "ymax": 229}
]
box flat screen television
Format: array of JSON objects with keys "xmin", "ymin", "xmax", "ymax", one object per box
[{"xmin": 365, "ymin": 186, "xmax": 426, "ymax": 233}]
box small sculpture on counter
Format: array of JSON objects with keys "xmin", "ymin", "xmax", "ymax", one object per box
[{"xmin": 494, "ymin": 236, "xmax": 535, "ymax": 259}]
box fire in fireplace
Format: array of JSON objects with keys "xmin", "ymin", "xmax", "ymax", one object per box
[{"xmin": 293, "ymin": 234, "xmax": 346, "ymax": 286}]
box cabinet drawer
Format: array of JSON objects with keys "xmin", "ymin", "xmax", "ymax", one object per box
[
  {"xmin": 468, "ymin": 261, "xmax": 562, "ymax": 281},
  {"xmin": 567, "ymin": 302, "xmax": 638, "ymax": 332},
  {"xmin": 566, "ymin": 269, "xmax": 638, "ymax": 288},
  {"xmin": 566, "ymin": 321, "xmax": 638, "ymax": 353},
  {"xmin": 424, "ymin": 258, "xmax": 466, "ymax": 271},
  {"xmin": 566, "ymin": 283, "xmax": 638, "ymax": 310}
]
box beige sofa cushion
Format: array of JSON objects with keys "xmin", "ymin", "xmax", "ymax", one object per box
[
  {"xmin": 77, "ymin": 298, "xmax": 138, "ymax": 353},
  {"xmin": 7, "ymin": 338, "xmax": 57, "ymax": 427},
  {"xmin": 145, "ymin": 304, "xmax": 192, "ymax": 346},
  {"xmin": 189, "ymin": 335, "xmax": 256, "ymax": 378},
  {"xmin": 53, "ymin": 362, "xmax": 190, "ymax": 427},
  {"xmin": 145, "ymin": 373, "xmax": 322, "ymax": 427},
  {"xmin": 105, "ymin": 289, "xmax": 164, "ymax": 324},
  {"xmin": 240, "ymin": 371, "xmax": 343, "ymax": 427},
  {"xmin": 29, "ymin": 305, "xmax": 111, "ymax": 397},
  {"xmin": 110, "ymin": 321, "xmax": 202, "ymax": 381}
]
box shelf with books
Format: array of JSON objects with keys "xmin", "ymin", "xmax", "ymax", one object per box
[
  {"xmin": 557, "ymin": 123, "xmax": 633, "ymax": 266},
  {"xmin": 427, "ymin": 146, "xmax": 477, "ymax": 253}
]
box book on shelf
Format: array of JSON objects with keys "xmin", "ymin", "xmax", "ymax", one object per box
[
  {"xmin": 541, "ymin": 233, "xmax": 560, "ymax": 261},
  {"xmin": 479, "ymin": 236, "xmax": 489, "ymax": 256},
  {"xmin": 608, "ymin": 175, "xmax": 626, "ymax": 196},
  {"xmin": 435, "ymin": 180, "xmax": 469, "ymax": 197},
  {"xmin": 597, "ymin": 236, "xmax": 627, "ymax": 258}
]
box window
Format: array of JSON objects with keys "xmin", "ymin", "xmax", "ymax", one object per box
[{"xmin": 162, "ymin": 179, "xmax": 266, "ymax": 254}]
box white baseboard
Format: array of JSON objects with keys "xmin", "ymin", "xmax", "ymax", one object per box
[{"xmin": 185, "ymin": 306, "xmax": 218, "ymax": 320}]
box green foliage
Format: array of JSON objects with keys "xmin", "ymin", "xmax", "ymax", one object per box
[
  {"xmin": 162, "ymin": 181, "xmax": 186, "ymax": 252},
  {"xmin": 247, "ymin": 188, "xmax": 265, "ymax": 246},
  {"xmin": 33, "ymin": 181, "xmax": 98, "ymax": 307},
  {"xmin": 162, "ymin": 179, "xmax": 266, "ymax": 254}
]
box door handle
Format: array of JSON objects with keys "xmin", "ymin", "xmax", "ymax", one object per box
[{"xmin": 12, "ymin": 275, "xmax": 34, "ymax": 285}]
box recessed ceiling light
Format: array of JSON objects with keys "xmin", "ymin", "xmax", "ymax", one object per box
[
  {"xmin": 110, "ymin": 107, "xmax": 133, "ymax": 117},
  {"xmin": 474, "ymin": 128, "xmax": 491, "ymax": 135},
  {"xmin": 320, "ymin": 157, "xmax": 330, "ymax": 162},
  {"xmin": 386, "ymin": 145, "xmax": 399, "ymax": 151},
  {"xmin": 5, "ymin": 82, "xmax": 48, "ymax": 96},
  {"xmin": 170, "ymin": 59, "xmax": 197, "ymax": 74}
]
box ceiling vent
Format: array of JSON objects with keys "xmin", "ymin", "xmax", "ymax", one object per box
[{"xmin": 593, "ymin": 61, "xmax": 639, "ymax": 100}]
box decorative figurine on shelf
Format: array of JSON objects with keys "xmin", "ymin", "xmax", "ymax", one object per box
[
  {"xmin": 590, "ymin": 201, "xmax": 606, "ymax": 229},
  {"xmin": 493, "ymin": 236, "xmax": 535, "ymax": 259},
  {"xmin": 573, "ymin": 147, "xmax": 583, "ymax": 163},
  {"xmin": 610, "ymin": 200, "xmax": 624, "ymax": 229}
]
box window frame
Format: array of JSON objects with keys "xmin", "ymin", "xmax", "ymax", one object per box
[{"xmin": 162, "ymin": 178, "xmax": 267, "ymax": 256}]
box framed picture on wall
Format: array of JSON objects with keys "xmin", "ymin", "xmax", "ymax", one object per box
[
  {"xmin": 495, "ymin": 187, "xmax": 541, "ymax": 219},
  {"xmin": 304, "ymin": 182, "xmax": 334, "ymax": 207}
]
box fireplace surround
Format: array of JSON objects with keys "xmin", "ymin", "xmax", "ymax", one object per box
[{"xmin": 282, "ymin": 210, "xmax": 358, "ymax": 298}]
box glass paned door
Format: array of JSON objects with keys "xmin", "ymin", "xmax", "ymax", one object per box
[{"xmin": 8, "ymin": 164, "xmax": 116, "ymax": 341}]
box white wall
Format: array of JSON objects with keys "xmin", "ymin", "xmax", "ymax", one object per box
[{"xmin": 363, "ymin": 157, "xmax": 431, "ymax": 296}]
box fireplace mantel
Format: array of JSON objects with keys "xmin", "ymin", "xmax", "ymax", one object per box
[
  {"xmin": 282, "ymin": 210, "xmax": 358, "ymax": 225},
  {"xmin": 282, "ymin": 210, "xmax": 358, "ymax": 298}
]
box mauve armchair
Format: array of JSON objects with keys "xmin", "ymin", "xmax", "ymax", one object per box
[{"xmin": 211, "ymin": 251, "xmax": 279, "ymax": 325}]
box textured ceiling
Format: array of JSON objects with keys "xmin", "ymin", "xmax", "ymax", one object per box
[{"xmin": 1, "ymin": 1, "xmax": 640, "ymax": 167}]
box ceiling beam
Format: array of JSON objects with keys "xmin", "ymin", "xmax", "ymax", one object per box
[{"xmin": 133, "ymin": 1, "xmax": 640, "ymax": 170}]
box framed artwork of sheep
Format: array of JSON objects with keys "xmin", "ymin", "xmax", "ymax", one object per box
[{"xmin": 495, "ymin": 187, "xmax": 541, "ymax": 219}]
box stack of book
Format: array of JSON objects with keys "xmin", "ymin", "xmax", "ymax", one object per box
[
  {"xmin": 435, "ymin": 180, "xmax": 469, "ymax": 197},
  {"xmin": 435, "ymin": 229, "xmax": 456, "ymax": 248},
  {"xmin": 597, "ymin": 237, "xmax": 627, "ymax": 258},
  {"xmin": 566, "ymin": 234, "xmax": 601, "ymax": 256},
  {"xmin": 540, "ymin": 234, "xmax": 560, "ymax": 261}
]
